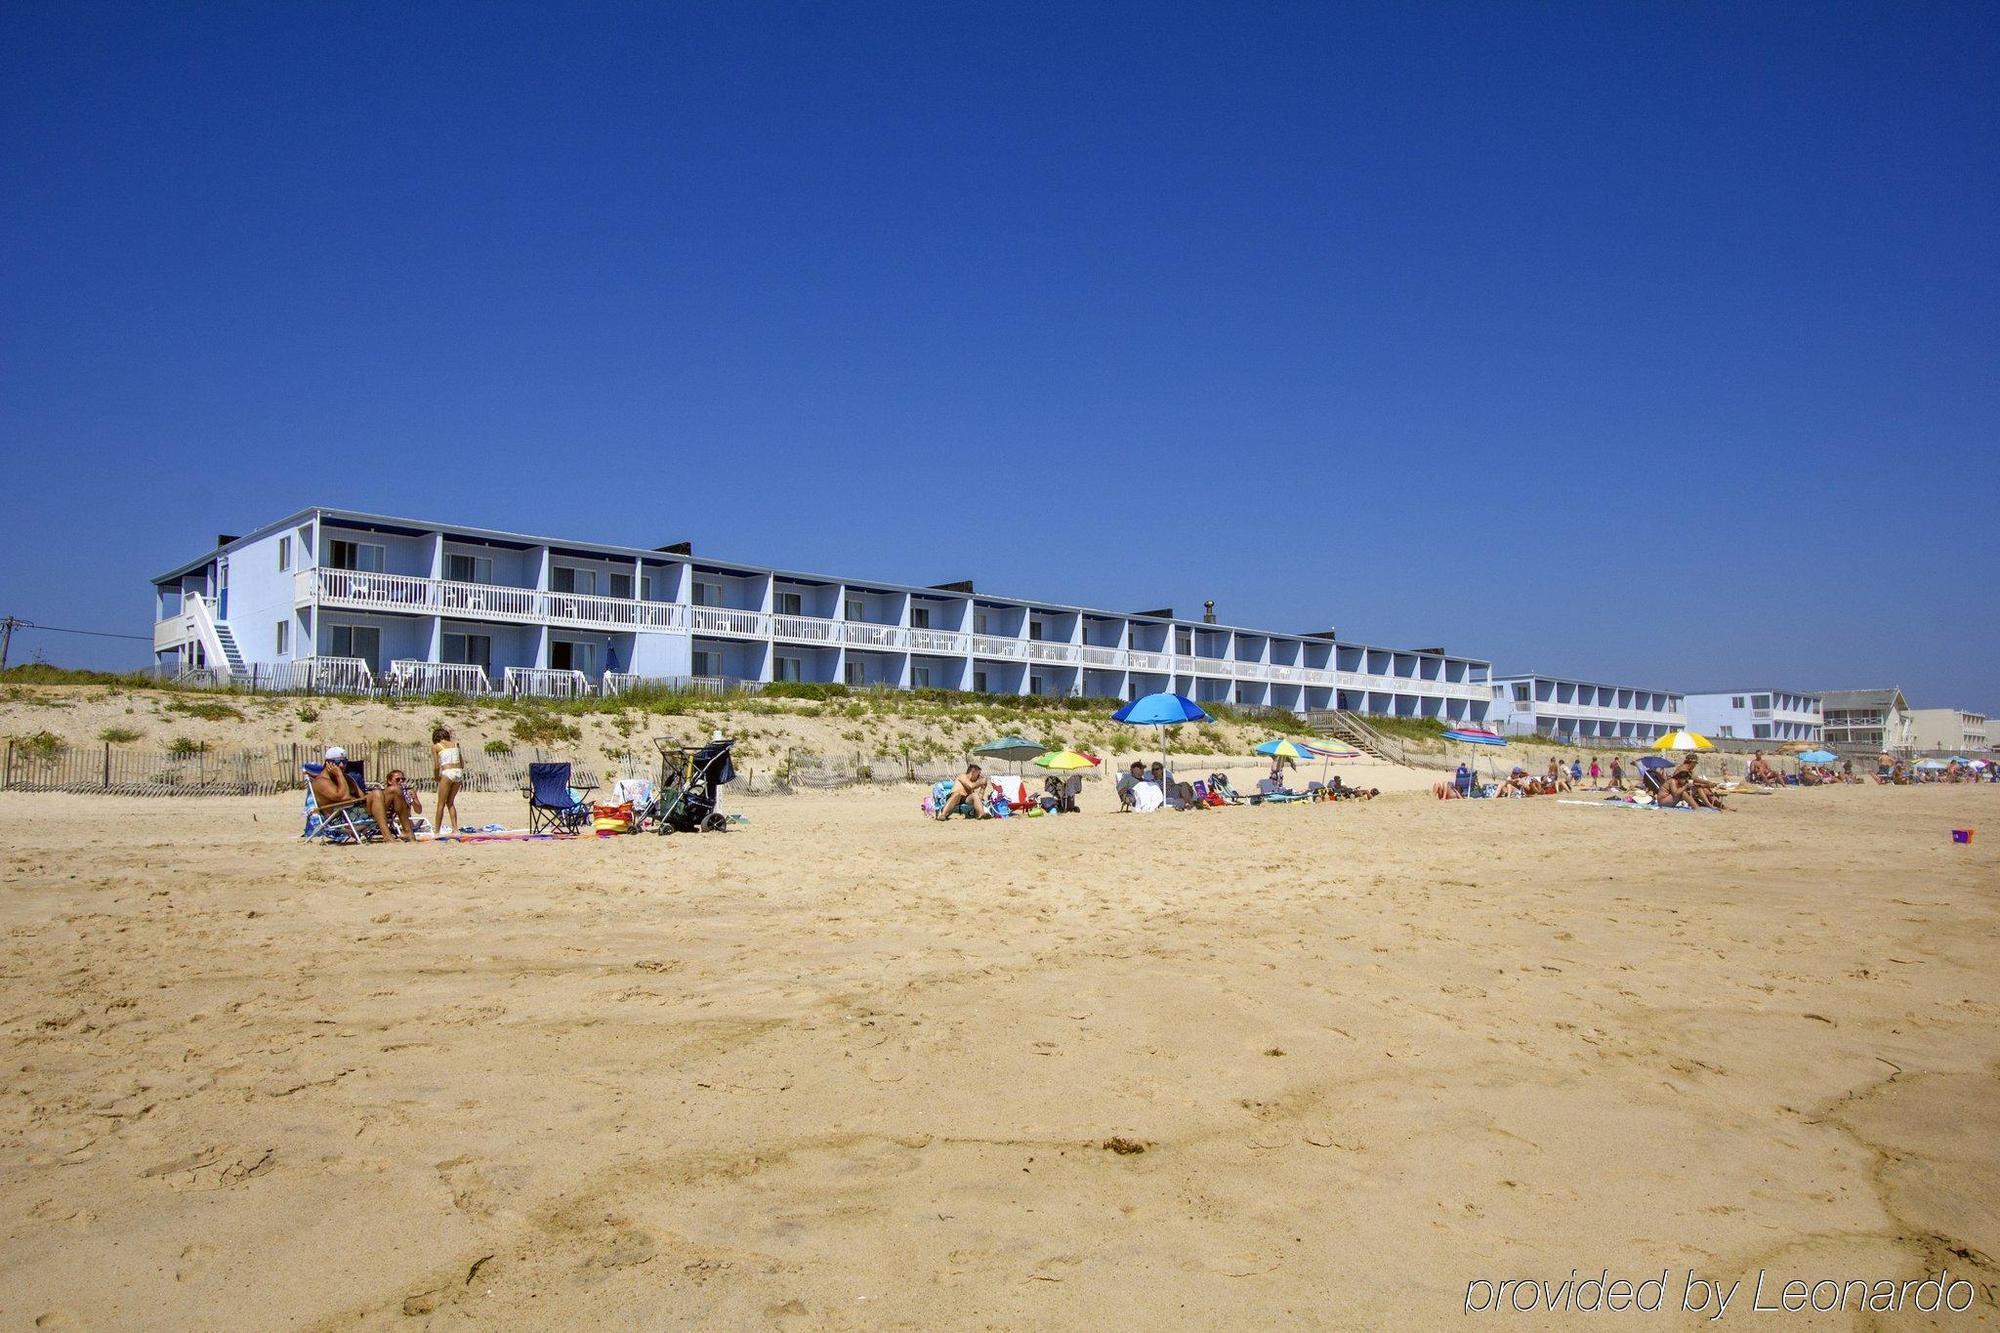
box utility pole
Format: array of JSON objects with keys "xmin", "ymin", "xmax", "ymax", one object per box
[{"xmin": 0, "ymin": 616, "xmax": 26, "ymax": 672}]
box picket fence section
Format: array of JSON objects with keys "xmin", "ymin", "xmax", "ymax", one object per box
[{"xmin": 0, "ymin": 740, "xmax": 600, "ymax": 798}]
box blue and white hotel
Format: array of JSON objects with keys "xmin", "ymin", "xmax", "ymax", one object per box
[
  {"xmin": 1486, "ymin": 672, "xmax": 1686, "ymax": 743},
  {"xmin": 151, "ymin": 507, "xmax": 1496, "ymax": 721}
]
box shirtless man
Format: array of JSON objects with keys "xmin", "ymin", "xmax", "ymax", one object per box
[
  {"xmin": 936, "ymin": 763, "xmax": 990, "ymax": 820},
  {"xmin": 310, "ymin": 746, "xmax": 410, "ymax": 842}
]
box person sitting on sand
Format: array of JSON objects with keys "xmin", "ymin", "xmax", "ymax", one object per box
[
  {"xmin": 1496, "ymin": 767, "xmax": 1532, "ymax": 797},
  {"xmin": 1116, "ymin": 761, "xmax": 1146, "ymax": 811},
  {"xmin": 935, "ymin": 763, "xmax": 991, "ymax": 820},
  {"xmin": 1663, "ymin": 755, "xmax": 1726, "ymax": 810},
  {"xmin": 311, "ymin": 747, "xmax": 411, "ymax": 843},
  {"xmin": 380, "ymin": 768, "xmax": 423, "ymax": 838},
  {"xmin": 1544, "ymin": 760, "xmax": 1574, "ymax": 793},
  {"xmin": 1152, "ymin": 761, "xmax": 1203, "ymax": 811}
]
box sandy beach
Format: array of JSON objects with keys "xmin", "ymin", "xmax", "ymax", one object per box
[{"xmin": 0, "ymin": 780, "xmax": 1994, "ymax": 1328}]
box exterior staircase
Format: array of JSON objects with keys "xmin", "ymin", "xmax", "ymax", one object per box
[
  {"xmin": 212, "ymin": 621, "xmax": 247, "ymax": 676},
  {"xmin": 1306, "ymin": 710, "xmax": 1455, "ymax": 771}
]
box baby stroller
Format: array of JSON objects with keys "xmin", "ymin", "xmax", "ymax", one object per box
[{"xmin": 648, "ymin": 736, "xmax": 736, "ymax": 834}]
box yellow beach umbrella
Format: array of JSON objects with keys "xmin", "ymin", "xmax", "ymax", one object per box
[
  {"xmin": 1033, "ymin": 749, "xmax": 1102, "ymax": 774},
  {"xmin": 1652, "ymin": 729, "xmax": 1715, "ymax": 752}
]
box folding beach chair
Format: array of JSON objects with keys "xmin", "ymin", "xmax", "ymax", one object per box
[
  {"xmin": 525, "ymin": 762, "xmax": 594, "ymax": 835},
  {"xmin": 301, "ymin": 763, "xmax": 381, "ymax": 844}
]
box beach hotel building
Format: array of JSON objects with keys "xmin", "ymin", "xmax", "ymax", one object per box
[
  {"xmin": 1906, "ymin": 707, "xmax": 1989, "ymax": 756},
  {"xmin": 1682, "ymin": 689, "xmax": 1823, "ymax": 743},
  {"xmin": 1816, "ymin": 688, "xmax": 1915, "ymax": 754},
  {"xmin": 150, "ymin": 508, "xmax": 1495, "ymax": 721},
  {"xmin": 1485, "ymin": 673, "xmax": 1686, "ymax": 743}
]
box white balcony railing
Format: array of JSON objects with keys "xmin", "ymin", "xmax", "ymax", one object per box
[
  {"xmin": 305, "ymin": 568, "xmax": 690, "ymax": 634},
  {"xmin": 287, "ymin": 566, "xmax": 1498, "ymax": 702},
  {"xmin": 772, "ymin": 614, "xmax": 842, "ymax": 645},
  {"xmin": 303, "ymin": 656, "xmax": 376, "ymax": 694},
  {"xmin": 908, "ymin": 628, "xmax": 971, "ymax": 656},
  {"xmin": 843, "ymin": 621, "xmax": 909, "ymax": 651},
  {"xmin": 387, "ymin": 660, "xmax": 492, "ymax": 695},
  {"xmin": 503, "ymin": 666, "xmax": 593, "ymax": 699},
  {"xmin": 690, "ymin": 605, "xmax": 771, "ymax": 639}
]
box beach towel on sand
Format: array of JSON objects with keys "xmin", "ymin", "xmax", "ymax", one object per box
[{"xmin": 1130, "ymin": 782, "xmax": 1166, "ymax": 813}]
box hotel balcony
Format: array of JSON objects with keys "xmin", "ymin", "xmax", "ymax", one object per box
[{"xmin": 292, "ymin": 566, "xmax": 1489, "ymax": 702}]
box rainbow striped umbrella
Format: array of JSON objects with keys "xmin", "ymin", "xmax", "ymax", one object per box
[{"xmin": 1254, "ymin": 738, "xmax": 1318, "ymax": 760}]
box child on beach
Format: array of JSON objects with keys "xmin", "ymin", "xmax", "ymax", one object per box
[
  {"xmin": 1587, "ymin": 758, "xmax": 1601, "ymax": 788},
  {"xmin": 432, "ymin": 726, "xmax": 465, "ymax": 837}
]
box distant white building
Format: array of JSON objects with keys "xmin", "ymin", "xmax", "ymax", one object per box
[
  {"xmin": 1817, "ymin": 688, "xmax": 1915, "ymax": 754},
  {"xmin": 1487, "ymin": 673, "xmax": 1685, "ymax": 743},
  {"xmin": 1906, "ymin": 707, "xmax": 1988, "ymax": 755},
  {"xmin": 1683, "ymin": 689, "xmax": 1822, "ymax": 743}
]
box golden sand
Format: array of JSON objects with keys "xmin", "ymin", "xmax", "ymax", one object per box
[{"xmin": 0, "ymin": 782, "xmax": 1994, "ymax": 1327}]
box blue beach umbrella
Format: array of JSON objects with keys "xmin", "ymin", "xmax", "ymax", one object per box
[
  {"xmin": 1797, "ymin": 749, "xmax": 1837, "ymax": 764},
  {"xmin": 1112, "ymin": 691, "xmax": 1209, "ymax": 775}
]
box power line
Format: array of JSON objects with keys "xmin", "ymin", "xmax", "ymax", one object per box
[
  {"xmin": 3, "ymin": 619, "xmax": 151, "ymax": 642},
  {"xmin": 1, "ymin": 616, "xmax": 154, "ymax": 672}
]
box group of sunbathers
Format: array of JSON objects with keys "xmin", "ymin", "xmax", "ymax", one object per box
[{"xmin": 307, "ymin": 727, "xmax": 466, "ymax": 842}]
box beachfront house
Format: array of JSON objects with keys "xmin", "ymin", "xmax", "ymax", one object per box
[
  {"xmin": 1816, "ymin": 688, "xmax": 1915, "ymax": 755},
  {"xmin": 1682, "ymin": 689, "xmax": 1823, "ymax": 743},
  {"xmin": 1905, "ymin": 707, "xmax": 1988, "ymax": 756},
  {"xmin": 1485, "ymin": 673, "xmax": 1685, "ymax": 744},
  {"xmin": 150, "ymin": 508, "xmax": 1495, "ymax": 721}
]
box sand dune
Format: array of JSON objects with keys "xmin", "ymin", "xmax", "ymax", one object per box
[{"xmin": 0, "ymin": 782, "xmax": 1994, "ymax": 1327}]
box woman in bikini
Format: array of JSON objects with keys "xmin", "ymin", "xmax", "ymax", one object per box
[{"xmin": 432, "ymin": 725, "xmax": 465, "ymax": 836}]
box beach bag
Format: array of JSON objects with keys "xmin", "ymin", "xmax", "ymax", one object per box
[{"xmin": 592, "ymin": 801, "xmax": 634, "ymax": 834}]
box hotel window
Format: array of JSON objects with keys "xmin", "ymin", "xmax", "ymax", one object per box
[
  {"xmin": 775, "ymin": 656, "xmax": 803, "ymax": 682},
  {"xmin": 692, "ymin": 651, "xmax": 720, "ymax": 678},
  {"xmin": 1513, "ymin": 684, "xmax": 1531, "ymax": 703},
  {"xmin": 692, "ymin": 580, "xmax": 722, "ymax": 607},
  {"xmin": 775, "ymin": 591, "xmax": 803, "ymax": 617},
  {"xmin": 443, "ymin": 633, "xmax": 491, "ymax": 671},
  {"xmin": 446, "ymin": 553, "xmax": 493, "ymax": 585},
  {"xmin": 1029, "ymin": 618, "xmax": 1045, "ymax": 641},
  {"xmin": 1731, "ymin": 696, "xmax": 1744, "ymax": 709},
  {"xmin": 910, "ymin": 606, "xmax": 930, "ymax": 629},
  {"xmin": 973, "ymin": 670, "xmax": 989, "ymax": 693},
  {"xmin": 327, "ymin": 540, "xmax": 384, "ymax": 573},
  {"xmin": 1175, "ymin": 629, "xmax": 1193, "ymax": 655},
  {"xmin": 275, "ymin": 621, "xmax": 289, "ymax": 655},
  {"xmin": 911, "ymin": 666, "xmax": 931, "ymax": 688},
  {"xmin": 327, "ymin": 625, "xmax": 382, "ymax": 673},
  {"xmin": 844, "ymin": 661, "xmax": 863, "ymax": 686},
  {"xmin": 549, "ymin": 640, "xmax": 596, "ymax": 673},
  {"xmin": 1752, "ymin": 695, "xmax": 1770, "ymax": 710},
  {"xmin": 1030, "ymin": 674, "xmax": 1045, "ymax": 695},
  {"xmin": 551, "ymin": 566, "xmax": 596, "ymax": 595},
  {"xmin": 973, "ymin": 609, "xmax": 989, "ymax": 634},
  {"xmin": 277, "ymin": 536, "xmax": 291, "ymax": 571},
  {"xmin": 845, "ymin": 597, "xmax": 865, "ymax": 621},
  {"xmin": 608, "ymin": 572, "xmax": 634, "ymax": 600}
]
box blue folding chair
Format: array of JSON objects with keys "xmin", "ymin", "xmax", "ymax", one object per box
[{"xmin": 525, "ymin": 762, "xmax": 594, "ymax": 835}]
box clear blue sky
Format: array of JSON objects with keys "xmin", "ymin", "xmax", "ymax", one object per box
[{"xmin": 2, "ymin": 2, "xmax": 1995, "ymax": 709}]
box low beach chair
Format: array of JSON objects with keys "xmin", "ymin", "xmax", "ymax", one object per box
[
  {"xmin": 525, "ymin": 762, "xmax": 594, "ymax": 835},
  {"xmin": 300, "ymin": 763, "xmax": 381, "ymax": 844},
  {"xmin": 1255, "ymin": 778, "xmax": 1307, "ymax": 804}
]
